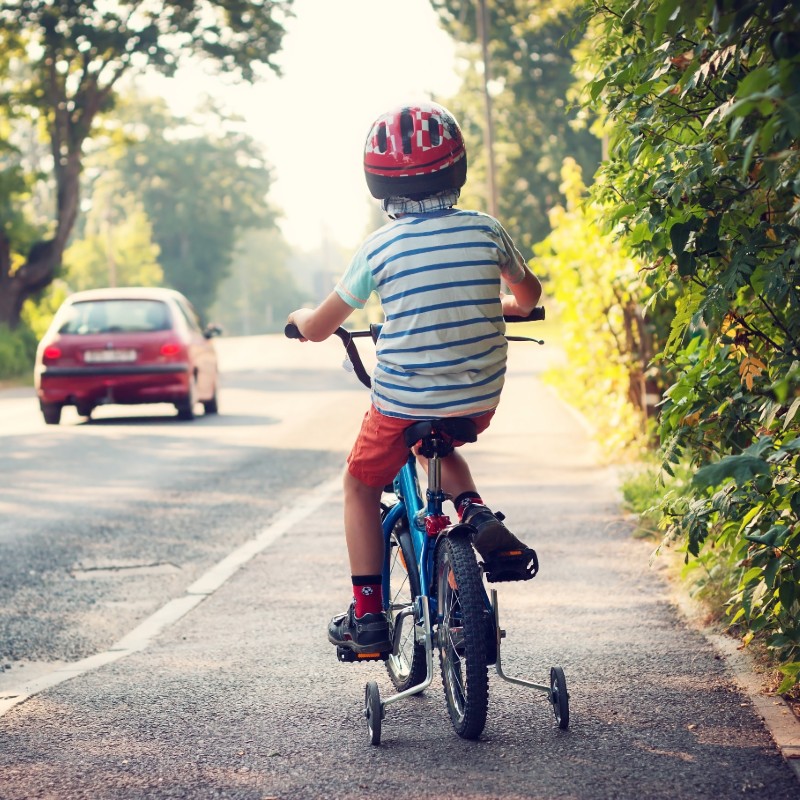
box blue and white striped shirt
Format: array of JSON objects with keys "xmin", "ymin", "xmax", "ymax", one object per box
[{"xmin": 336, "ymin": 207, "xmax": 528, "ymax": 420}]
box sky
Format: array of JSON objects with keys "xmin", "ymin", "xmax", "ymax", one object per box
[{"xmin": 153, "ymin": 0, "xmax": 462, "ymax": 252}]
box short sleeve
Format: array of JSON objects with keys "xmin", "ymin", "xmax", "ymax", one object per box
[
  {"xmin": 493, "ymin": 221, "xmax": 528, "ymax": 285},
  {"xmin": 335, "ymin": 246, "xmax": 377, "ymax": 309}
]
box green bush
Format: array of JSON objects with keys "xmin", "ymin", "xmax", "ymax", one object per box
[
  {"xmin": 0, "ymin": 323, "xmax": 37, "ymax": 380},
  {"xmin": 582, "ymin": 0, "xmax": 800, "ymax": 685}
]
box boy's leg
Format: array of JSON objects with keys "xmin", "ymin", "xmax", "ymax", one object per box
[
  {"xmin": 426, "ymin": 449, "xmax": 538, "ymax": 581},
  {"xmin": 327, "ymin": 469, "xmax": 392, "ymax": 654},
  {"xmin": 342, "ymin": 469, "xmax": 384, "ymax": 575}
]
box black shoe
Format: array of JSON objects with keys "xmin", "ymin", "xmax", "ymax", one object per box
[
  {"xmin": 328, "ymin": 603, "xmax": 392, "ymax": 654},
  {"xmin": 460, "ymin": 502, "xmax": 539, "ymax": 582}
]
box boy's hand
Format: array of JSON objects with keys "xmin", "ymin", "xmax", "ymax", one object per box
[
  {"xmin": 286, "ymin": 309, "xmax": 312, "ymax": 342},
  {"xmin": 286, "ymin": 293, "xmax": 353, "ymax": 342},
  {"xmin": 501, "ymin": 269, "xmax": 542, "ymax": 317}
]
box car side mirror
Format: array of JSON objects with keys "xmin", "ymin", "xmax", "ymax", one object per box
[{"xmin": 203, "ymin": 323, "xmax": 223, "ymax": 339}]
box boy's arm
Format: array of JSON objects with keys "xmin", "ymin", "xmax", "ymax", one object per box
[
  {"xmin": 287, "ymin": 291, "xmax": 354, "ymax": 342},
  {"xmin": 501, "ymin": 268, "xmax": 542, "ymax": 317}
]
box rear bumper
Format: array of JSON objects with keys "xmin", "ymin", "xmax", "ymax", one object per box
[
  {"xmin": 39, "ymin": 364, "xmax": 188, "ymax": 378},
  {"xmin": 36, "ymin": 364, "xmax": 191, "ymax": 406}
]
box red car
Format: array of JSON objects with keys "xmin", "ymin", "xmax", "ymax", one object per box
[{"xmin": 34, "ymin": 287, "xmax": 221, "ymax": 424}]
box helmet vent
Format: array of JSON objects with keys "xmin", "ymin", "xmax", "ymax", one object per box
[
  {"xmin": 400, "ymin": 110, "xmax": 414, "ymax": 155},
  {"xmin": 376, "ymin": 122, "xmax": 387, "ymax": 153},
  {"xmin": 429, "ymin": 117, "xmax": 441, "ymax": 147}
]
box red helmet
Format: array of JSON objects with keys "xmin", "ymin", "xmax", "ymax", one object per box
[{"xmin": 363, "ymin": 102, "xmax": 467, "ymax": 199}]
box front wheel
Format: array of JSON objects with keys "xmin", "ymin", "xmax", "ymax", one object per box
[{"xmin": 435, "ymin": 530, "xmax": 489, "ymax": 740}]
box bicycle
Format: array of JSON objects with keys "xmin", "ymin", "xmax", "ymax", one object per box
[{"xmin": 285, "ymin": 307, "xmax": 569, "ymax": 745}]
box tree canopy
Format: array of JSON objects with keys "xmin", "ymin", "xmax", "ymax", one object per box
[
  {"xmin": 0, "ymin": 0, "xmax": 293, "ymax": 327},
  {"xmin": 114, "ymin": 98, "xmax": 277, "ymax": 316},
  {"xmin": 432, "ymin": 0, "xmax": 601, "ymax": 252}
]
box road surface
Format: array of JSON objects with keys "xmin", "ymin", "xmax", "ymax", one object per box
[{"xmin": 0, "ymin": 334, "xmax": 797, "ymax": 799}]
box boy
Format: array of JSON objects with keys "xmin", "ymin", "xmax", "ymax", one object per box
[{"xmin": 287, "ymin": 102, "xmax": 542, "ymax": 655}]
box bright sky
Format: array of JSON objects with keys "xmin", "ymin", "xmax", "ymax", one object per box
[{"xmin": 155, "ymin": 0, "xmax": 461, "ymax": 251}]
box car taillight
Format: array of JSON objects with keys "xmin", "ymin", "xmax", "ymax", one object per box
[
  {"xmin": 43, "ymin": 345, "xmax": 62, "ymax": 361},
  {"xmin": 160, "ymin": 342, "xmax": 182, "ymax": 357}
]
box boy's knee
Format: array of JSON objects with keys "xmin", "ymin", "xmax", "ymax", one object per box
[{"xmin": 343, "ymin": 468, "xmax": 382, "ymax": 501}]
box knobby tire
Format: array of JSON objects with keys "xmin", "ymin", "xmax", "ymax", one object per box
[{"xmin": 435, "ymin": 529, "xmax": 489, "ymax": 740}]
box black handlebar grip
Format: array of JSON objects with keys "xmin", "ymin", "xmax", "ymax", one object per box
[
  {"xmin": 284, "ymin": 323, "xmax": 303, "ymax": 339},
  {"xmin": 504, "ymin": 306, "xmax": 545, "ymax": 323}
]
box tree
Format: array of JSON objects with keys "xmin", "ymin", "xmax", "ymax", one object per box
[
  {"xmin": 0, "ymin": 0, "xmax": 293, "ymax": 328},
  {"xmin": 62, "ymin": 171, "xmax": 162, "ymax": 291},
  {"xmin": 210, "ymin": 228, "xmax": 306, "ymax": 336},
  {"xmin": 534, "ymin": 158, "xmax": 663, "ymax": 455},
  {"xmin": 115, "ymin": 97, "xmax": 276, "ymax": 316},
  {"xmin": 431, "ymin": 0, "xmax": 601, "ymax": 252}
]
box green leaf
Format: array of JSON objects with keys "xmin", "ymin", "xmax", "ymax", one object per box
[
  {"xmin": 741, "ymin": 133, "xmax": 759, "ymax": 177},
  {"xmin": 783, "ymin": 397, "xmax": 800, "ymax": 430},
  {"xmin": 693, "ymin": 454, "xmax": 771, "ymax": 490},
  {"xmin": 652, "ymin": 0, "xmax": 680, "ymax": 39},
  {"xmin": 736, "ymin": 66, "xmax": 773, "ymax": 100},
  {"xmin": 741, "ymin": 566, "xmax": 764, "ymax": 586},
  {"xmin": 745, "ymin": 526, "xmax": 788, "ymax": 549}
]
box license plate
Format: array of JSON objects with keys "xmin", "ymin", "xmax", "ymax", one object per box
[{"xmin": 84, "ymin": 349, "xmax": 137, "ymax": 363}]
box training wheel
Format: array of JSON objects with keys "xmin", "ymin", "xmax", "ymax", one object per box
[
  {"xmin": 364, "ymin": 681, "xmax": 383, "ymax": 745},
  {"xmin": 549, "ymin": 666, "xmax": 569, "ymax": 730}
]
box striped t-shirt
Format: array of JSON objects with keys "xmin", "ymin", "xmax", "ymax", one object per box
[{"xmin": 335, "ymin": 208, "xmax": 528, "ymax": 420}]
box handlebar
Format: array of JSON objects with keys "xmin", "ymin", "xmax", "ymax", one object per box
[{"xmin": 285, "ymin": 306, "xmax": 545, "ymax": 389}]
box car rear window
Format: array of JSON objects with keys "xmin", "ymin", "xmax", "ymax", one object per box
[{"xmin": 58, "ymin": 300, "xmax": 172, "ymax": 334}]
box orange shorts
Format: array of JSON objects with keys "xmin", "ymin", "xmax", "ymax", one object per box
[{"xmin": 347, "ymin": 405, "xmax": 495, "ymax": 489}]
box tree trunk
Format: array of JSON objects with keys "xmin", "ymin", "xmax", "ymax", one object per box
[
  {"xmin": 0, "ymin": 129, "xmax": 82, "ymax": 329},
  {"xmin": 0, "ymin": 237, "xmax": 62, "ymax": 329}
]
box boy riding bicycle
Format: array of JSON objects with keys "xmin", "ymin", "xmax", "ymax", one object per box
[{"xmin": 287, "ymin": 102, "xmax": 542, "ymax": 656}]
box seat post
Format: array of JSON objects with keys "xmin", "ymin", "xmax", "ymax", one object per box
[{"xmin": 427, "ymin": 447, "xmax": 442, "ymax": 496}]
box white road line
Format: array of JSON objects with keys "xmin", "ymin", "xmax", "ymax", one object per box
[{"xmin": 0, "ymin": 475, "xmax": 341, "ymax": 718}]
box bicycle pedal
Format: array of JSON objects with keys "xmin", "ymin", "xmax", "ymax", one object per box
[
  {"xmin": 481, "ymin": 547, "xmax": 539, "ymax": 583},
  {"xmin": 336, "ymin": 646, "xmax": 388, "ymax": 664}
]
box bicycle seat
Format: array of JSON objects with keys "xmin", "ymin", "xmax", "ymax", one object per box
[{"xmin": 403, "ymin": 418, "xmax": 478, "ymax": 456}]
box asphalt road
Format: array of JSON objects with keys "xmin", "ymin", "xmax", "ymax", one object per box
[{"xmin": 0, "ymin": 334, "xmax": 797, "ymax": 799}]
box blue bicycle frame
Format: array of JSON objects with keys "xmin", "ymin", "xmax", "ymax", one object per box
[{"xmin": 381, "ymin": 454, "xmax": 438, "ymax": 618}]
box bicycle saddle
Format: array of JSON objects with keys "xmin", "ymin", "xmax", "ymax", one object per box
[{"xmin": 403, "ymin": 418, "xmax": 478, "ymax": 450}]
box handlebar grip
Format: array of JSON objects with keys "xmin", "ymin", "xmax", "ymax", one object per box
[
  {"xmin": 504, "ymin": 306, "xmax": 545, "ymax": 323},
  {"xmin": 284, "ymin": 323, "xmax": 303, "ymax": 339}
]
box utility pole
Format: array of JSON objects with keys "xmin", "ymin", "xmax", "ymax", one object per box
[
  {"xmin": 476, "ymin": 0, "xmax": 499, "ymax": 218},
  {"xmin": 104, "ymin": 194, "xmax": 117, "ymax": 288}
]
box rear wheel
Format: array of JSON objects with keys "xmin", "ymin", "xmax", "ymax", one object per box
[
  {"xmin": 75, "ymin": 403, "xmax": 93, "ymax": 419},
  {"xmin": 385, "ymin": 517, "xmax": 426, "ymax": 692},
  {"xmin": 175, "ymin": 377, "xmax": 197, "ymax": 420},
  {"xmin": 435, "ymin": 530, "xmax": 489, "ymax": 739},
  {"xmin": 41, "ymin": 403, "xmax": 62, "ymax": 425}
]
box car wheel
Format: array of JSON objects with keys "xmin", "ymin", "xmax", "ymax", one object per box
[
  {"xmin": 41, "ymin": 403, "xmax": 62, "ymax": 425},
  {"xmin": 202, "ymin": 386, "xmax": 219, "ymax": 415},
  {"xmin": 175, "ymin": 378, "xmax": 197, "ymax": 421}
]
